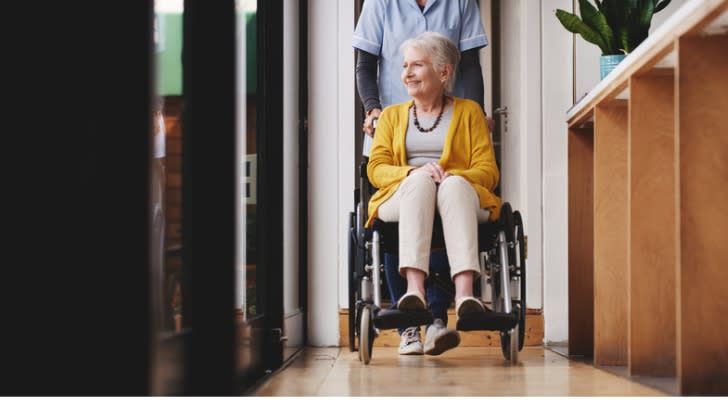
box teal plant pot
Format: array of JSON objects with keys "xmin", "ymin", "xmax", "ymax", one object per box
[{"xmin": 600, "ymin": 54, "xmax": 626, "ymax": 80}]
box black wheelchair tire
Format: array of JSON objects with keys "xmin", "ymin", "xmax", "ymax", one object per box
[
  {"xmin": 498, "ymin": 204, "xmax": 527, "ymax": 360},
  {"xmin": 348, "ymin": 212, "xmax": 357, "ymax": 352},
  {"xmin": 358, "ymin": 305, "xmax": 374, "ymax": 364},
  {"xmin": 502, "ymin": 327, "xmax": 519, "ymax": 364},
  {"xmin": 500, "ymin": 315, "xmax": 522, "ymax": 361},
  {"xmin": 496, "ymin": 203, "xmax": 515, "ymax": 308},
  {"xmin": 514, "ymin": 210, "xmax": 527, "ymax": 351}
]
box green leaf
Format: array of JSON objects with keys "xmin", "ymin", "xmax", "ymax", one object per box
[
  {"xmin": 556, "ymin": 0, "xmax": 669, "ymax": 55},
  {"xmin": 639, "ymin": 0, "xmax": 655, "ymax": 28},
  {"xmin": 616, "ymin": 26, "xmax": 631, "ymax": 53},
  {"xmin": 578, "ymin": 0, "xmax": 614, "ymax": 53},
  {"xmin": 654, "ymin": 0, "xmax": 672, "ymax": 13},
  {"xmin": 600, "ymin": 0, "xmax": 628, "ymax": 45},
  {"xmin": 555, "ymin": 9, "xmax": 610, "ymax": 54},
  {"xmin": 622, "ymin": 0, "xmax": 651, "ymax": 51},
  {"xmin": 620, "ymin": 0, "xmax": 642, "ymax": 25},
  {"xmin": 598, "ymin": 0, "xmax": 614, "ymax": 21},
  {"xmin": 619, "ymin": 0, "xmax": 642, "ymax": 52}
]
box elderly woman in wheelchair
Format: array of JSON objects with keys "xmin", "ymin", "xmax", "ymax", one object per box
[
  {"xmin": 367, "ymin": 30, "xmax": 500, "ymax": 316},
  {"xmin": 351, "ymin": 31, "xmax": 526, "ymax": 365}
]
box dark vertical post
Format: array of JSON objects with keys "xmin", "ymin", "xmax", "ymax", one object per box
[
  {"xmin": 298, "ymin": 0, "xmax": 310, "ymax": 347},
  {"xmin": 257, "ymin": 0, "xmax": 285, "ymax": 372},
  {"xmin": 3, "ymin": 0, "xmax": 154, "ymax": 395},
  {"xmin": 182, "ymin": 0, "xmax": 237, "ymax": 395},
  {"xmin": 490, "ymin": 0, "xmax": 502, "ymax": 196}
]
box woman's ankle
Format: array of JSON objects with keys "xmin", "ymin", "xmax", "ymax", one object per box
[
  {"xmin": 454, "ymin": 294, "xmax": 475, "ymax": 302},
  {"xmin": 403, "ymin": 267, "xmax": 426, "ymax": 295}
]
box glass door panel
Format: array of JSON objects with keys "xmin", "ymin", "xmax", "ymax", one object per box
[
  {"xmin": 236, "ymin": 0, "xmax": 258, "ymax": 321},
  {"xmin": 235, "ymin": 0, "xmax": 267, "ymax": 384},
  {"xmin": 152, "ymin": 0, "xmax": 186, "ymax": 394}
]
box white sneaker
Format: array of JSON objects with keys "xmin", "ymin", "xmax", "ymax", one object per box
[
  {"xmin": 398, "ymin": 326, "xmax": 424, "ymax": 355},
  {"xmin": 424, "ymin": 319, "xmax": 461, "ymax": 356}
]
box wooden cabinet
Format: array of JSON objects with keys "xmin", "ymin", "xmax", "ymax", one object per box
[{"xmin": 566, "ymin": 0, "xmax": 728, "ymax": 395}]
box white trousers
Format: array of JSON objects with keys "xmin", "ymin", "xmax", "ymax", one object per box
[{"xmin": 377, "ymin": 172, "xmax": 490, "ymax": 278}]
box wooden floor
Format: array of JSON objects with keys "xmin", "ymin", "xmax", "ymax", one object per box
[{"xmin": 252, "ymin": 346, "xmax": 667, "ymax": 396}]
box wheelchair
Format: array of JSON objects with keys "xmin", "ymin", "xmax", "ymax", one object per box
[{"xmin": 348, "ymin": 156, "xmax": 527, "ymax": 365}]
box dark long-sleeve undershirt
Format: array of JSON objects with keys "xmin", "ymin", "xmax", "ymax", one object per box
[
  {"xmin": 355, "ymin": 50, "xmax": 382, "ymax": 114},
  {"xmin": 459, "ymin": 48, "xmax": 484, "ymax": 110},
  {"xmin": 355, "ymin": 47, "xmax": 485, "ymax": 114}
]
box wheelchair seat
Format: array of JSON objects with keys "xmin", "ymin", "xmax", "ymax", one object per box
[{"xmin": 370, "ymin": 212, "xmax": 504, "ymax": 255}]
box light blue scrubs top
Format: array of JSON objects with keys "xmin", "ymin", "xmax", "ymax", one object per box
[{"xmin": 352, "ymin": 0, "xmax": 488, "ymax": 108}]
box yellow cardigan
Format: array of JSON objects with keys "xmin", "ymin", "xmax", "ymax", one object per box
[{"xmin": 366, "ymin": 97, "xmax": 502, "ymax": 227}]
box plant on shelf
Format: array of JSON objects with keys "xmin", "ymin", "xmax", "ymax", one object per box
[{"xmin": 555, "ymin": 0, "xmax": 672, "ymax": 79}]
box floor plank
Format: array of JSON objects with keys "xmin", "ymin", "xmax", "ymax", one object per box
[{"xmin": 253, "ymin": 346, "xmax": 666, "ymax": 396}]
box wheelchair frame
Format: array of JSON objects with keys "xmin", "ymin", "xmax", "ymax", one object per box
[{"xmin": 348, "ymin": 159, "xmax": 527, "ymax": 365}]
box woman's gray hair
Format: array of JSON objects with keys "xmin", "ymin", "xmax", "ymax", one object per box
[{"xmin": 400, "ymin": 31, "xmax": 461, "ymax": 92}]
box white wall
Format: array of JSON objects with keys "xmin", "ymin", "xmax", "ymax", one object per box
[
  {"xmin": 498, "ymin": 0, "xmax": 544, "ymax": 313},
  {"xmin": 541, "ymin": 0, "xmax": 573, "ymax": 344},
  {"xmin": 308, "ymin": 0, "xmax": 355, "ymax": 347},
  {"xmin": 651, "ymin": 0, "xmax": 689, "ymax": 28}
]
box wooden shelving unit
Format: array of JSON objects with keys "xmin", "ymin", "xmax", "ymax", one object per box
[{"xmin": 565, "ymin": 0, "xmax": 728, "ymax": 395}]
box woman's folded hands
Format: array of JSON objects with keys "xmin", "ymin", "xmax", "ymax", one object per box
[{"xmin": 408, "ymin": 161, "xmax": 451, "ymax": 184}]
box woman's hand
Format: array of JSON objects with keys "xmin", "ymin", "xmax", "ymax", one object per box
[
  {"xmin": 408, "ymin": 162, "xmax": 451, "ymax": 184},
  {"xmin": 363, "ymin": 108, "xmax": 382, "ymax": 137}
]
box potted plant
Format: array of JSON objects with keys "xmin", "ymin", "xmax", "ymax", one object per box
[{"xmin": 555, "ymin": 0, "xmax": 672, "ymax": 79}]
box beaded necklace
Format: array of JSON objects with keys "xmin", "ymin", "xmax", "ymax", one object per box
[{"xmin": 412, "ymin": 95, "xmax": 447, "ymax": 133}]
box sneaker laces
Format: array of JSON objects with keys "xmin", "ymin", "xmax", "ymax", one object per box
[{"xmin": 401, "ymin": 327, "xmax": 420, "ymax": 345}]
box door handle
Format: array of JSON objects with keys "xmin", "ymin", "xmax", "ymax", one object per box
[
  {"xmin": 493, "ymin": 106, "xmax": 508, "ymax": 134},
  {"xmin": 493, "ymin": 106, "xmax": 508, "ymax": 116}
]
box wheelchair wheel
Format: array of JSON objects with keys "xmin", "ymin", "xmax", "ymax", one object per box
[
  {"xmin": 500, "ymin": 328, "xmax": 517, "ymax": 362},
  {"xmin": 499, "ymin": 209, "xmax": 527, "ymax": 360},
  {"xmin": 490, "ymin": 203, "xmax": 513, "ymax": 307},
  {"xmin": 492, "ymin": 202, "xmax": 514, "ymax": 312},
  {"xmin": 514, "ymin": 210, "xmax": 527, "ymax": 351},
  {"xmin": 348, "ymin": 212, "xmax": 357, "ymax": 352},
  {"xmin": 358, "ymin": 305, "xmax": 374, "ymax": 364},
  {"xmin": 493, "ymin": 203, "xmax": 521, "ymax": 362}
]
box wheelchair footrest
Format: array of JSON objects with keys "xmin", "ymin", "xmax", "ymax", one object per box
[
  {"xmin": 373, "ymin": 307, "xmax": 434, "ymax": 330},
  {"xmin": 455, "ymin": 310, "xmax": 518, "ymax": 332}
]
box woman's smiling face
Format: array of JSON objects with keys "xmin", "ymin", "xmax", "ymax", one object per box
[{"xmin": 401, "ymin": 46, "xmax": 444, "ymax": 99}]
